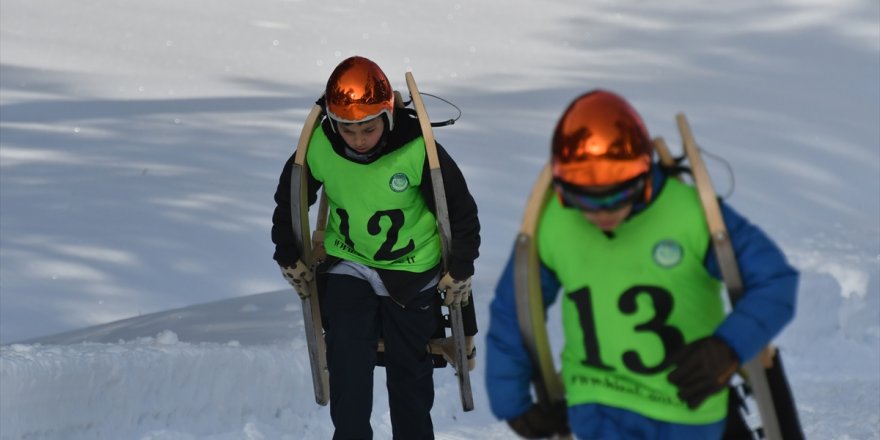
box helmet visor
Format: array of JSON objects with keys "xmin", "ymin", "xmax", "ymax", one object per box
[
  {"xmin": 555, "ymin": 174, "xmax": 647, "ymax": 212},
  {"xmin": 325, "ymin": 56, "xmax": 395, "ymax": 127}
]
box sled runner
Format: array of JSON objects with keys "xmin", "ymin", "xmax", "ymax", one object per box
[
  {"xmin": 290, "ymin": 102, "xmax": 330, "ymax": 406},
  {"xmin": 405, "ymin": 71, "xmax": 474, "ymax": 412},
  {"xmin": 656, "ymin": 114, "xmax": 804, "ymax": 440}
]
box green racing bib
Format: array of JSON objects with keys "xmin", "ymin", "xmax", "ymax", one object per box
[
  {"xmin": 538, "ymin": 179, "xmax": 727, "ymax": 424},
  {"xmin": 307, "ymin": 126, "xmax": 441, "ymax": 272}
]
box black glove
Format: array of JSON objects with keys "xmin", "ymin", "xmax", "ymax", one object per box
[
  {"xmin": 507, "ymin": 402, "xmax": 570, "ymax": 439},
  {"xmin": 668, "ymin": 336, "xmax": 740, "ymax": 409}
]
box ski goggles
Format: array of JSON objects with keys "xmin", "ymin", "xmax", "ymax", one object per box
[{"xmin": 554, "ymin": 174, "xmax": 647, "ymax": 212}]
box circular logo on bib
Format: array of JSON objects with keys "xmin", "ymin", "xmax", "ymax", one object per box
[
  {"xmin": 389, "ymin": 172, "xmax": 410, "ymax": 192},
  {"xmin": 652, "ymin": 240, "xmax": 683, "ymax": 268}
]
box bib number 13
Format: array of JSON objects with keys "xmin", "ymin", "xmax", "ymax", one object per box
[{"xmin": 568, "ymin": 285, "xmax": 685, "ymax": 374}]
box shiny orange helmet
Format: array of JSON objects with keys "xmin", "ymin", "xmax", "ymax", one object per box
[
  {"xmin": 325, "ymin": 56, "xmax": 395, "ymax": 131},
  {"xmin": 551, "ymin": 90, "xmax": 653, "ymax": 188}
]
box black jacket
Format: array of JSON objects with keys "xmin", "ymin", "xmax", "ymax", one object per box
[{"xmin": 271, "ymin": 106, "xmax": 480, "ymax": 304}]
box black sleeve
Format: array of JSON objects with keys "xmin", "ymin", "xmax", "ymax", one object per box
[
  {"xmin": 271, "ymin": 152, "xmax": 322, "ymax": 266},
  {"xmin": 419, "ymin": 142, "xmax": 481, "ymax": 279}
]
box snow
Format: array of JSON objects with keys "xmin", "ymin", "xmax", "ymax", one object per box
[{"xmin": 1, "ymin": 0, "xmax": 878, "ymax": 438}]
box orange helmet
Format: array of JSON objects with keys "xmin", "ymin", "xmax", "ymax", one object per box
[
  {"xmin": 325, "ymin": 56, "xmax": 395, "ymax": 131},
  {"xmin": 551, "ymin": 90, "xmax": 652, "ymax": 187}
]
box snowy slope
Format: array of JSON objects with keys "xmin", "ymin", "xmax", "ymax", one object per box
[
  {"xmin": 2, "ymin": 0, "xmax": 878, "ymax": 438},
  {"xmin": 2, "ymin": 293, "xmax": 490, "ymax": 439},
  {"xmin": 3, "ymin": 291, "xmax": 512, "ymax": 439}
]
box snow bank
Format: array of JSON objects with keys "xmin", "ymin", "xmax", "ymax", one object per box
[{"xmin": 1, "ymin": 334, "xmax": 330, "ymax": 439}]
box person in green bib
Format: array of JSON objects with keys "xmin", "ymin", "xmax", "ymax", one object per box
[
  {"xmin": 271, "ymin": 56, "xmax": 480, "ymax": 439},
  {"xmin": 485, "ymin": 90, "xmax": 798, "ymax": 439}
]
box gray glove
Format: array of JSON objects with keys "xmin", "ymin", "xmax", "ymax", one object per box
[
  {"xmin": 279, "ymin": 260, "xmax": 313, "ymax": 299},
  {"xmin": 438, "ymin": 272, "xmax": 471, "ymax": 306}
]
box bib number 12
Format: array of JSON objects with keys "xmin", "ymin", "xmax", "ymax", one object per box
[{"xmin": 336, "ymin": 207, "xmax": 415, "ymax": 261}]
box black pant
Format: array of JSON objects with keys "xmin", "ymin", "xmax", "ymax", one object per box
[{"xmin": 324, "ymin": 274, "xmax": 437, "ymax": 440}]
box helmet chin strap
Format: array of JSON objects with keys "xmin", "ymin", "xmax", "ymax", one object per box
[
  {"xmin": 341, "ymin": 126, "xmax": 389, "ymax": 164},
  {"xmin": 642, "ymin": 167, "xmax": 654, "ymax": 204}
]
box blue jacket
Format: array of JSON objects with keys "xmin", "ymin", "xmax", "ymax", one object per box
[{"xmin": 485, "ymin": 167, "xmax": 798, "ymax": 434}]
